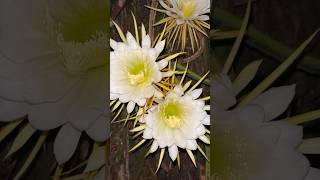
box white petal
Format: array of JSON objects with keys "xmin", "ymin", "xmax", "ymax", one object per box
[
  {"xmin": 137, "ymin": 98, "xmax": 146, "ymax": 106},
  {"xmin": 86, "ymin": 115, "xmax": 109, "ymax": 142},
  {"xmin": 189, "ymin": 88, "xmax": 203, "ymax": 99},
  {"xmin": 173, "ymin": 85, "xmax": 184, "ymax": 96},
  {"xmin": 150, "ymin": 140, "xmax": 159, "ymax": 153},
  {"xmin": 235, "ymin": 105, "xmax": 265, "ymax": 125},
  {"xmin": 157, "ymin": 59, "xmax": 169, "ymax": 70},
  {"xmin": 127, "ymin": 101, "xmax": 135, "ymax": 113},
  {"xmin": 119, "ymin": 93, "xmax": 132, "ymax": 103},
  {"xmin": 168, "ymin": 145, "xmax": 178, "ymax": 161},
  {"xmin": 25, "ymin": 70, "xmax": 79, "ymax": 104},
  {"xmin": 161, "ymin": 71, "xmax": 174, "ymax": 77},
  {"xmin": 154, "ymin": 40, "xmax": 165, "ymax": 56},
  {"xmin": 110, "ymin": 93, "xmax": 119, "ymax": 100},
  {"xmin": 0, "ymin": 78, "xmax": 25, "ymax": 101},
  {"xmin": 0, "ymin": 0, "xmax": 55, "ymax": 63},
  {"xmin": 196, "ymin": 125, "xmax": 206, "ymax": 136},
  {"xmin": 197, "ymin": 15, "xmax": 209, "ymax": 21},
  {"xmin": 28, "ymin": 93, "xmax": 74, "ymax": 130},
  {"xmin": 159, "ymin": 0, "xmax": 171, "ymax": 11},
  {"xmin": 176, "ymin": 141, "xmax": 187, "ymax": 149},
  {"xmin": 186, "ymin": 140, "xmax": 198, "ymax": 150},
  {"xmin": 176, "ymin": 19, "xmax": 185, "ymax": 25},
  {"xmin": 142, "ymin": 127, "xmax": 153, "ymax": 139},
  {"xmin": 0, "ymin": 99, "xmax": 27, "ymax": 122},
  {"xmin": 54, "ymin": 124, "xmax": 81, "ymax": 164},
  {"xmin": 68, "ymin": 68, "xmax": 107, "ymax": 130},
  {"xmin": 305, "ymin": 168, "xmax": 320, "ymax": 180},
  {"xmin": 110, "ymin": 39, "xmax": 117, "ymax": 49},
  {"xmin": 270, "ymin": 121, "xmax": 302, "ymax": 147},
  {"xmin": 142, "ymin": 35, "xmax": 151, "ymax": 48},
  {"xmin": 202, "ymin": 115, "xmax": 210, "ymax": 125},
  {"xmin": 252, "ymin": 85, "xmax": 296, "ymax": 121},
  {"xmin": 126, "ymin": 32, "xmax": 139, "ymax": 49},
  {"xmin": 157, "ymin": 139, "xmax": 167, "ymax": 148},
  {"xmin": 212, "ymin": 74, "xmax": 236, "ymax": 111},
  {"xmin": 68, "ymin": 108, "xmax": 102, "ymax": 130}
]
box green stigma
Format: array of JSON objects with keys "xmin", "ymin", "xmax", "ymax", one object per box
[
  {"xmin": 160, "ymin": 101, "xmax": 184, "ymax": 129},
  {"xmin": 179, "ymin": 0, "xmax": 196, "ymax": 18},
  {"xmin": 127, "ymin": 59, "xmax": 152, "ymax": 86}
]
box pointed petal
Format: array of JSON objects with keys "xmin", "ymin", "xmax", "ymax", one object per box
[
  {"xmin": 86, "ymin": 115, "xmax": 109, "ymax": 142},
  {"xmin": 305, "ymin": 168, "xmax": 320, "ymax": 180},
  {"xmin": 189, "ymin": 88, "xmax": 203, "ymax": 99},
  {"xmin": 186, "ymin": 140, "xmax": 198, "ymax": 150},
  {"xmin": 127, "ymin": 101, "xmax": 135, "ymax": 113},
  {"xmin": 150, "ymin": 140, "xmax": 159, "ymax": 153},
  {"xmin": 54, "ymin": 124, "xmax": 81, "ymax": 164},
  {"xmin": 252, "ymin": 85, "xmax": 296, "ymax": 121},
  {"xmin": 168, "ymin": 145, "xmax": 178, "ymax": 161},
  {"xmin": 0, "ymin": 99, "xmax": 27, "ymax": 122},
  {"xmin": 154, "ymin": 40, "xmax": 165, "ymax": 56},
  {"xmin": 157, "ymin": 59, "xmax": 169, "ymax": 70},
  {"xmin": 142, "ymin": 35, "xmax": 151, "ymax": 48},
  {"xmin": 126, "ymin": 32, "xmax": 139, "ymax": 49},
  {"xmin": 212, "ymin": 74, "xmax": 236, "ymax": 111}
]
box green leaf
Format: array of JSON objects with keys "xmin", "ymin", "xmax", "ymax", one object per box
[
  {"xmin": 186, "ymin": 71, "xmax": 210, "ymax": 94},
  {"xmin": 112, "ymin": 21, "xmax": 127, "ymax": 43},
  {"xmin": 299, "ymin": 138, "xmax": 320, "ymax": 154},
  {"xmin": 210, "ymin": 30, "xmax": 239, "ymax": 40},
  {"xmin": 131, "ymin": 12, "xmax": 139, "ymax": 45},
  {"xmin": 284, "ymin": 109, "xmax": 320, "ymax": 124},
  {"xmin": 240, "ymin": 29, "xmax": 320, "ymax": 106},
  {"xmin": 233, "ymin": 60, "xmax": 262, "ymax": 95},
  {"xmin": 222, "ymin": 0, "xmax": 252, "ymax": 74}
]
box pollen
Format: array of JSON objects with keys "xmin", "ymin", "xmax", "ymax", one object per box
[
  {"xmin": 160, "ymin": 101, "xmax": 184, "ymax": 128},
  {"xmin": 179, "ymin": 0, "xmax": 196, "ymax": 18},
  {"xmin": 127, "ymin": 58, "xmax": 151, "ymax": 86}
]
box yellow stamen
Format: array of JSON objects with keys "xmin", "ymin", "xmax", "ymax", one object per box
[{"xmin": 178, "ymin": 0, "xmax": 196, "ymax": 18}]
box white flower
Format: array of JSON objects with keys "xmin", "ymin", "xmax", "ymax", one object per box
[
  {"xmin": 142, "ymin": 85, "xmax": 210, "ymax": 162},
  {"xmin": 213, "ymin": 74, "xmax": 320, "ymax": 180},
  {"xmin": 110, "ymin": 22, "xmax": 174, "ymax": 114},
  {"xmin": 0, "ymin": 0, "xmax": 108, "ymax": 164},
  {"xmin": 152, "ymin": 0, "xmax": 210, "ymax": 51},
  {"xmin": 159, "ymin": 0, "xmax": 210, "ymax": 25}
]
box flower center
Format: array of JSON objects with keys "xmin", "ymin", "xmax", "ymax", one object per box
[
  {"xmin": 160, "ymin": 101, "xmax": 184, "ymax": 128},
  {"xmin": 126, "ymin": 52, "xmax": 153, "ymax": 86},
  {"xmin": 127, "ymin": 62, "xmax": 149, "ymax": 85},
  {"xmin": 46, "ymin": 2, "xmax": 108, "ymax": 73},
  {"xmin": 178, "ymin": 0, "xmax": 196, "ymax": 18}
]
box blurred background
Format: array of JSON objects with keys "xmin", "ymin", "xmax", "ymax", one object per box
[{"xmin": 213, "ymin": 0, "xmax": 320, "ymax": 169}]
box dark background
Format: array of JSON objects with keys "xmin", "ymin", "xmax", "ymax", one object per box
[{"xmin": 213, "ymin": 0, "xmax": 320, "ymax": 169}]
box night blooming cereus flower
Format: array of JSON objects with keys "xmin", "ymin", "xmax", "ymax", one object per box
[
  {"xmin": 129, "ymin": 67, "xmax": 210, "ymax": 172},
  {"xmin": 150, "ymin": 0, "xmax": 210, "ymax": 51},
  {"xmin": 0, "ymin": 0, "xmax": 108, "ymax": 169},
  {"xmin": 110, "ymin": 14, "xmax": 183, "ymax": 114}
]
